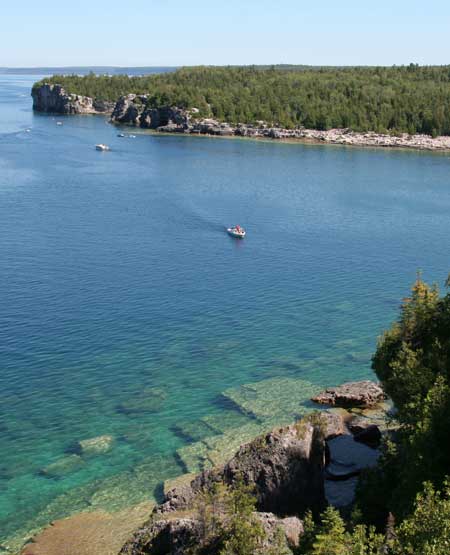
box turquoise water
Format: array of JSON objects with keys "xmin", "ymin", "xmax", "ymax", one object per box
[{"xmin": 1, "ymin": 74, "xmax": 450, "ymax": 548}]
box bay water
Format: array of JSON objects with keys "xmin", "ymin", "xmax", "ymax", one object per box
[{"xmin": 1, "ymin": 74, "xmax": 450, "ymax": 548}]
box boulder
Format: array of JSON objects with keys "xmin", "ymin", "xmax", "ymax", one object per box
[
  {"xmin": 316, "ymin": 410, "xmax": 347, "ymax": 439},
  {"xmin": 257, "ymin": 513, "xmax": 304, "ymax": 549},
  {"xmin": 348, "ymin": 415, "xmax": 374, "ymax": 435},
  {"xmin": 312, "ymin": 381, "xmax": 385, "ymax": 408}
]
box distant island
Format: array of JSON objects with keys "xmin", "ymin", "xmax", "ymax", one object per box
[
  {"xmin": 1, "ymin": 66, "xmax": 177, "ymax": 76},
  {"xmin": 31, "ymin": 65, "xmax": 450, "ymax": 151}
]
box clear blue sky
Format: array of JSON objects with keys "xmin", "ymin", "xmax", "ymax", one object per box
[{"xmin": 2, "ymin": 0, "xmax": 449, "ymax": 67}]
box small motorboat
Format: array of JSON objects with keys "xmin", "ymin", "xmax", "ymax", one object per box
[
  {"xmin": 117, "ymin": 133, "xmax": 125, "ymax": 137},
  {"xmin": 56, "ymin": 121, "xmax": 63, "ymax": 126},
  {"xmin": 227, "ymin": 225, "xmax": 246, "ymax": 238},
  {"xmin": 96, "ymin": 144, "xmax": 110, "ymax": 151}
]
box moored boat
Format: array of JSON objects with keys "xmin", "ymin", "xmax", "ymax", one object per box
[{"xmin": 95, "ymin": 144, "xmax": 110, "ymax": 151}]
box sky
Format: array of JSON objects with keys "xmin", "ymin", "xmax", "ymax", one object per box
[{"xmin": 1, "ymin": 0, "xmax": 450, "ymax": 67}]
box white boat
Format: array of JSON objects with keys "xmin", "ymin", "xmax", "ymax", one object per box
[
  {"xmin": 227, "ymin": 225, "xmax": 246, "ymax": 238},
  {"xmin": 56, "ymin": 121, "xmax": 63, "ymax": 126},
  {"xmin": 96, "ymin": 144, "xmax": 110, "ymax": 151}
]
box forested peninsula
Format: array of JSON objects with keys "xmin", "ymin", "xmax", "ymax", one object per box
[{"xmin": 33, "ymin": 65, "xmax": 450, "ymax": 136}]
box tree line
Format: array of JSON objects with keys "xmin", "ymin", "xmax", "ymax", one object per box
[{"xmin": 34, "ymin": 64, "xmax": 450, "ymax": 136}]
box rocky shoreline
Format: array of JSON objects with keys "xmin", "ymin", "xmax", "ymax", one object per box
[
  {"xmin": 32, "ymin": 83, "xmax": 450, "ymax": 152},
  {"xmin": 19, "ymin": 380, "xmax": 393, "ymax": 555}
]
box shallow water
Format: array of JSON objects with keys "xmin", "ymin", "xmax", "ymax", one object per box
[{"xmin": 1, "ymin": 75, "xmax": 450, "ymax": 548}]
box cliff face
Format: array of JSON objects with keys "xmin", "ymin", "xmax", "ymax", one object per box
[
  {"xmin": 32, "ymin": 84, "xmax": 115, "ymax": 114},
  {"xmin": 110, "ymin": 94, "xmax": 189, "ymax": 129}
]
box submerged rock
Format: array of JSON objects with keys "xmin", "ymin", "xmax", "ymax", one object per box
[
  {"xmin": 74, "ymin": 434, "xmax": 114, "ymax": 456},
  {"xmin": 39, "ymin": 455, "xmax": 85, "ymax": 478},
  {"xmin": 118, "ymin": 387, "xmax": 167, "ymax": 415},
  {"xmin": 22, "ymin": 502, "xmax": 153, "ymax": 555},
  {"xmin": 312, "ymin": 380, "xmax": 385, "ymax": 408},
  {"xmin": 222, "ymin": 376, "xmax": 321, "ymax": 421}
]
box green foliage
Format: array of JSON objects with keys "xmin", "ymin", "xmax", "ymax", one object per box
[
  {"xmin": 391, "ymin": 481, "xmax": 450, "ymax": 555},
  {"xmin": 192, "ymin": 479, "xmax": 266, "ymax": 555},
  {"xmin": 219, "ymin": 479, "xmax": 265, "ymax": 555},
  {"xmin": 297, "ymin": 506, "xmax": 385, "ymax": 555},
  {"xmin": 312, "ymin": 506, "xmax": 348, "ymax": 555},
  {"xmin": 34, "ymin": 65, "xmax": 450, "ymax": 135},
  {"xmin": 369, "ymin": 274, "xmax": 450, "ymax": 515}
]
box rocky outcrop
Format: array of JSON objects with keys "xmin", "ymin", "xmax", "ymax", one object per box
[
  {"xmin": 312, "ymin": 381, "xmax": 385, "ymax": 408},
  {"xmin": 257, "ymin": 513, "xmax": 304, "ymax": 549},
  {"xmin": 110, "ymin": 94, "xmax": 147, "ymax": 125},
  {"xmin": 222, "ymin": 421, "xmax": 326, "ymax": 516},
  {"xmin": 32, "ymin": 84, "xmax": 115, "ymax": 114},
  {"xmin": 121, "ymin": 518, "xmax": 201, "ymax": 555},
  {"xmin": 120, "ymin": 417, "xmax": 327, "ymax": 554},
  {"xmin": 120, "ymin": 512, "xmax": 303, "ymax": 555},
  {"xmin": 317, "ymin": 410, "xmax": 347, "ymax": 439},
  {"xmin": 158, "ymin": 419, "xmax": 327, "ymax": 518},
  {"xmin": 110, "ymin": 95, "xmax": 190, "ymax": 129}
]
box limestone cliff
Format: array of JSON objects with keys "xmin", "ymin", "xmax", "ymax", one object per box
[
  {"xmin": 110, "ymin": 94, "xmax": 189, "ymax": 129},
  {"xmin": 32, "ymin": 84, "xmax": 115, "ymax": 115}
]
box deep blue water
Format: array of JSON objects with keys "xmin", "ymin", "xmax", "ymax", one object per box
[{"xmin": 1, "ymin": 74, "xmax": 450, "ymax": 548}]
